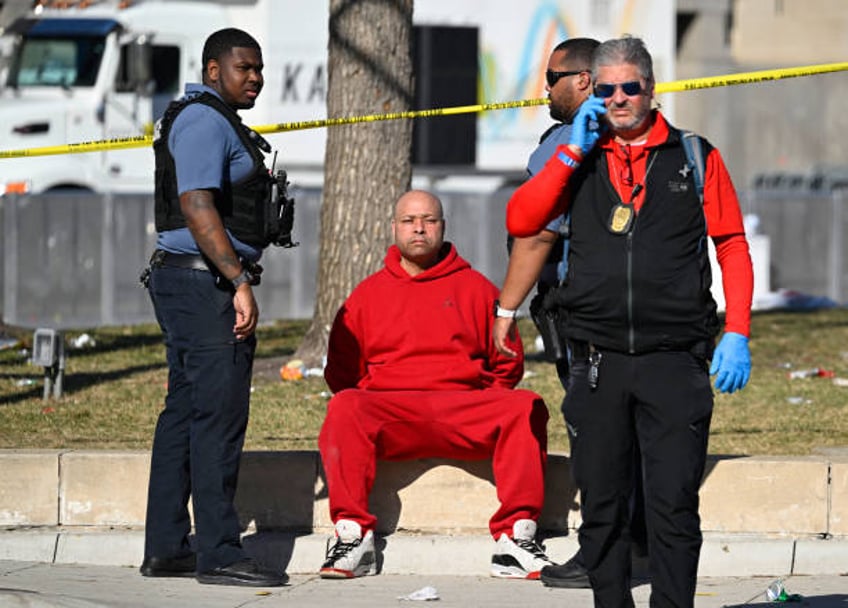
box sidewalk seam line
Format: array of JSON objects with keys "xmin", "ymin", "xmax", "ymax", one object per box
[
  {"xmin": 826, "ymin": 462, "xmax": 833, "ymax": 537},
  {"xmin": 56, "ymin": 451, "xmax": 63, "ymax": 527}
]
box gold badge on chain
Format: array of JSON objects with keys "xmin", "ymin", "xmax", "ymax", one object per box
[{"xmin": 607, "ymin": 203, "xmax": 634, "ymax": 234}]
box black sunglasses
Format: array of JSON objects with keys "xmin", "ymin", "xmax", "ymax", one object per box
[
  {"xmin": 545, "ymin": 69, "xmax": 587, "ymax": 88},
  {"xmin": 594, "ymin": 80, "xmax": 643, "ymax": 98}
]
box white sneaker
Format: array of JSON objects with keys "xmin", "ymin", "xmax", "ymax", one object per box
[
  {"xmin": 319, "ymin": 519, "xmax": 377, "ymax": 579},
  {"xmin": 490, "ymin": 519, "xmax": 554, "ymax": 579}
]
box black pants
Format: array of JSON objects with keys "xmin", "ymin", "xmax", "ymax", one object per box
[
  {"xmin": 558, "ymin": 347, "xmax": 648, "ymax": 556},
  {"xmin": 563, "ymin": 347, "xmax": 712, "ymax": 608},
  {"xmin": 144, "ymin": 264, "xmax": 256, "ymax": 572}
]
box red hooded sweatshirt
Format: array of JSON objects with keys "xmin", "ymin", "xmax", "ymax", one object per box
[{"xmin": 324, "ymin": 243, "xmax": 524, "ymax": 393}]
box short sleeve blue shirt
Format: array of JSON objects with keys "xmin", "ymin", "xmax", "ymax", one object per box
[{"xmin": 156, "ymin": 84, "xmax": 262, "ymax": 260}]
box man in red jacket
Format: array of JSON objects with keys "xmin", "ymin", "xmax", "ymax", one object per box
[
  {"xmin": 501, "ymin": 37, "xmax": 753, "ymax": 608},
  {"xmin": 318, "ymin": 189, "xmax": 552, "ymax": 580}
]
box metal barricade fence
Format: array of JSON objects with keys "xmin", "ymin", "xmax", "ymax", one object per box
[
  {"xmin": 745, "ymin": 188, "xmax": 848, "ymax": 305},
  {"xmin": 1, "ymin": 188, "xmax": 512, "ymax": 328},
  {"xmin": 4, "ymin": 187, "xmax": 845, "ymax": 330}
]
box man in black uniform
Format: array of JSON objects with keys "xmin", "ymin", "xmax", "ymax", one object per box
[
  {"xmin": 140, "ymin": 28, "xmax": 287, "ymax": 587},
  {"xmin": 503, "ymin": 36, "xmax": 753, "ymax": 607}
]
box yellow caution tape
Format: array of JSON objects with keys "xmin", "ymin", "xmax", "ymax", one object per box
[
  {"xmin": 251, "ymin": 97, "xmax": 548, "ymax": 135},
  {"xmin": 654, "ymin": 61, "xmax": 848, "ymax": 93},
  {"xmin": 1, "ymin": 61, "xmax": 846, "ymax": 159}
]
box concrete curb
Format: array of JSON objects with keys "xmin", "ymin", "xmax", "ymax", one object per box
[
  {"xmin": 2, "ymin": 450, "xmax": 847, "ymax": 535},
  {"xmin": 0, "ymin": 528, "xmax": 846, "ymax": 578},
  {"xmin": 1, "ymin": 449, "xmax": 847, "ymax": 579}
]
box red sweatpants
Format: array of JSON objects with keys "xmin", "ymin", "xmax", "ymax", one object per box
[{"xmin": 318, "ymin": 388, "xmax": 549, "ymax": 539}]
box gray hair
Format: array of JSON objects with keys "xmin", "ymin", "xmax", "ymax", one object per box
[{"xmin": 592, "ymin": 35, "xmax": 653, "ymax": 82}]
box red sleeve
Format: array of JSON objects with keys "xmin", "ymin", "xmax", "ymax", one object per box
[
  {"xmin": 507, "ymin": 145, "xmax": 579, "ymax": 237},
  {"xmin": 323, "ymin": 302, "xmax": 366, "ymax": 393},
  {"xmin": 703, "ymin": 147, "xmax": 753, "ymax": 337},
  {"xmin": 703, "ymin": 148, "xmax": 745, "ymax": 237},
  {"xmin": 714, "ymin": 235, "xmax": 753, "ymax": 337}
]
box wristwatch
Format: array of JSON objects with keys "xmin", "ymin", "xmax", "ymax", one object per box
[
  {"xmin": 493, "ymin": 300, "xmax": 517, "ymax": 319},
  {"xmin": 231, "ymin": 268, "xmax": 254, "ymax": 290}
]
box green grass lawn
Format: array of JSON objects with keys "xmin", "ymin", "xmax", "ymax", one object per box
[{"xmin": 1, "ymin": 309, "xmax": 847, "ymax": 455}]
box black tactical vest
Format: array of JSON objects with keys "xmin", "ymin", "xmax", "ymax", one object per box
[{"xmin": 153, "ymin": 92, "xmax": 273, "ymax": 247}]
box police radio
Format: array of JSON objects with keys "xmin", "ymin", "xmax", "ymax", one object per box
[{"xmin": 268, "ymin": 151, "xmax": 299, "ymax": 249}]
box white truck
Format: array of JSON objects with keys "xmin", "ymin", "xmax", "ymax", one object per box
[
  {"xmin": 0, "ymin": 0, "xmax": 674, "ymax": 194},
  {"xmin": 0, "ymin": 0, "xmax": 277, "ymax": 193}
]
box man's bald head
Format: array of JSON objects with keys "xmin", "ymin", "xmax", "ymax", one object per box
[{"xmin": 391, "ymin": 190, "xmax": 446, "ymax": 276}]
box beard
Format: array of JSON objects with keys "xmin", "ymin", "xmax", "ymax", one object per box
[
  {"xmin": 549, "ymin": 102, "xmax": 565, "ymax": 122},
  {"xmin": 548, "ymin": 93, "xmax": 578, "ymax": 124},
  {"xmin": 605, "ymin": 101, "xmax": 651, "ymax": 133}
]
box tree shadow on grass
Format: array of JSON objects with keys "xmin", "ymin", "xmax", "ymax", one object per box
[
  {"xmin": 64, "ymin": 333, "xmax": 163, "ymax": 360},
  {"xmin": 0, "ymin": 362, "xmax": 164, "ymax": 406}
]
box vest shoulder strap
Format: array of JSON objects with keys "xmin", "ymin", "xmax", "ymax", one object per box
[
  {"xmin": 538, "ymin": 123, "xmax": 561, "ymax": 144},
  {"xmin": 679, "ymin": 129, "xmax": 706, "ymax": 204},
  {"xmin": 156, "ymin": 92, "xmax": 271, "ymax": 157}
]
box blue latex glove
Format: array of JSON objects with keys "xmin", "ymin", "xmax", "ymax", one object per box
[
  {"xmin": 568, "ymin": 95, "xmax": 607, "ymax": 155},
  {"xmin": 709, "ymin": 332, "xmax": 751, "ymax": 394}
]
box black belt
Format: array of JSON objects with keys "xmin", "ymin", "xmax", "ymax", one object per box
[
  {"xmin": 151, "ymin": 249, "xmax": 212, "ymax": 272},
  {"xmin": 567, "ymin": 339, "xmax": 713, "ymax": 359}
]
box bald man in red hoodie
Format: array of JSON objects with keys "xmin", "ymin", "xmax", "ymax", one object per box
[{"xmin": 317, "ymin": 190, "xmax": 552, "ymax": 581}]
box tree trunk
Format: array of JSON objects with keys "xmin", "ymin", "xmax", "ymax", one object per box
[{"xmin": 295, "ymin": 0, "xmax": 414, "ymax": 366}]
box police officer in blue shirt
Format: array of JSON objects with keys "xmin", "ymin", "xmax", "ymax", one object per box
[
  {"xmin": 496, "ymin": 38, "xmax": 599, "ymax": 589},
  {"xmin": 139, "ymin": 28, "xmax": 286, "ymax": 587},
  {"xmin": 500, "ymin": 38, "xmax": 599, "ymax": 382}
]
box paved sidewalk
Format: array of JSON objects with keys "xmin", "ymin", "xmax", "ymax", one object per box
[{"xmin": 1, "ymin": 561, "xmax": 847, "ymax": 608}]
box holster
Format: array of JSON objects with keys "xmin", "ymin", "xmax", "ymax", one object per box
[{"xmin": 529, "ymin": 287, "xmax": 566, "ymax": 363}]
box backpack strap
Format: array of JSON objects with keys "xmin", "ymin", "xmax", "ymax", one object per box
[
  {"xmin": 538, "ymin": 122, "xmax": 561, "ymax": 144},
  {"xmin": 679, "ymin": 129, "xmax": 706, "ymax": 204}
]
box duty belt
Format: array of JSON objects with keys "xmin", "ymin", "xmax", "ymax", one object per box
[
  {"xmin": 149, "ymin": 249, "xmax": 211, "ymax": 272},
  {"xmin": 567, "ymin": 339, "xmax": 714, "ymax": 360},
  {"xmin": 140, "ymin": 249, "xmax": 212, "ymax": 289},
  {"xmin": 143, "ymin": 248, "xmax": 263, "ymax": 290}
]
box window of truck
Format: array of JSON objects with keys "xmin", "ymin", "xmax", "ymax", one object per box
[{"xmin": 13, "ymin": 35, "xmax": 105, "ymax": 86}]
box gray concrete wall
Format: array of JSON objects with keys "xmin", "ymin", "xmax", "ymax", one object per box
[{"xmin": 674, "ymin": 0, "xmax": 848, "ymax": 192}]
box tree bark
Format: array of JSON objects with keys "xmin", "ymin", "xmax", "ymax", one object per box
[{"xmin": 296, "ymin": 0, "xmax": 414, "ymax": 366}]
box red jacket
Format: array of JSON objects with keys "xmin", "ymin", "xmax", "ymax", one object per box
[{"xmin": 325, "ymin": 243, "xmax": 524, "ymax": 393}]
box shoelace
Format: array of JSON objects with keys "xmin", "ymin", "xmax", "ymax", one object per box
[
  {"xmin": 326, "ymin": 536, "xmax": 362, "ymax": 560},
  {"xmin": 514, "ymin": 537, "xmax": 550, "ymax": 561}
]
